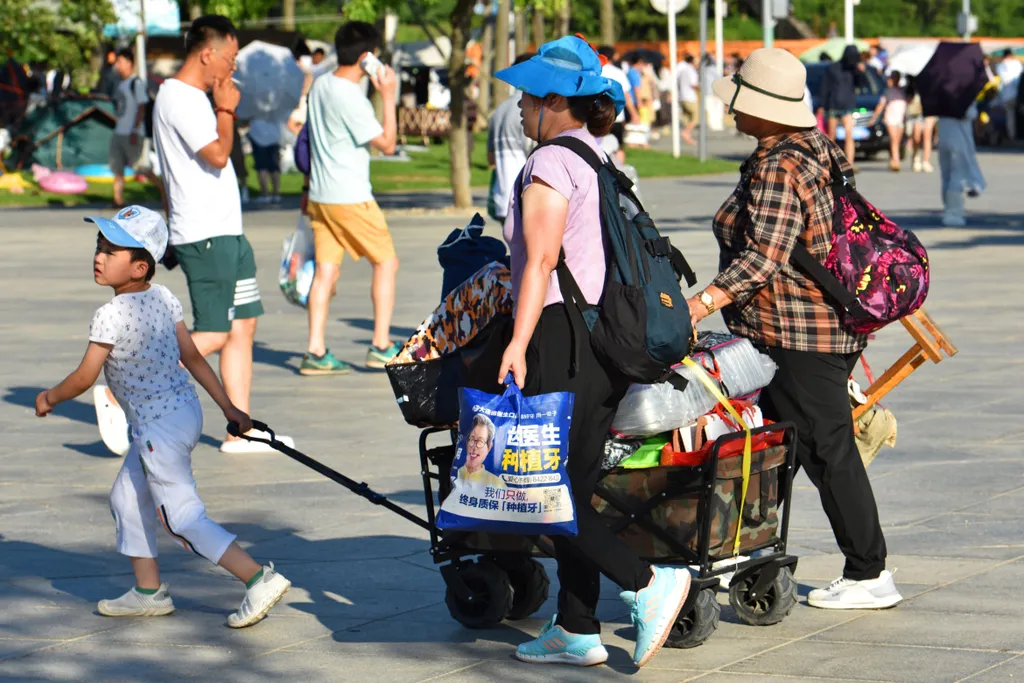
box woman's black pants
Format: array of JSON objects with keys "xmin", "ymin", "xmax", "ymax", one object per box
[
  {"xmin": 759, "ymin": 347, "xmax": 888, "ymax": 581},
  {"xmin": 520, "ymin": 306, "xmax": 654, "ymax": 635}
]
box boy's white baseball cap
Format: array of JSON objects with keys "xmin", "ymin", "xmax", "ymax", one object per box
[{"xmin": 85, "ymin": 205, "xmax": 168, "ymax": 262}]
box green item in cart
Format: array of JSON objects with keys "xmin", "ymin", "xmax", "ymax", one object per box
[{"xmin": 620, "ymin": 434, "xmax": 671, "ymax": 469}]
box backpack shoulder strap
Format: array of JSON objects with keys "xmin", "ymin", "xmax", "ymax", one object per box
[
  {"xmin": 534, "ymin": 135, "xmax": 606, "ymax": 172},
  {"xmin": 766, "ymin": 142, "xmax": 866, "ymax": 319}
]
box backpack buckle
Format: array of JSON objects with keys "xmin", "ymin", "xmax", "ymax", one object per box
[{"xmin": 645, "ymin": 237, "xmax": 673, "ymax": 258}]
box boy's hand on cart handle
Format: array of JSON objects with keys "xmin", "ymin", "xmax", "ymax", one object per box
[
  {"xmin": 35, "ymin": 390, "xmax": 53, "ymax": 417},
  {"xmin": 224, "ymin": 406, "xmax": 252, "ymax": 436},
  {"xmin": 498, "ymin": 342, "xmax": 527, "ymax": 390}
]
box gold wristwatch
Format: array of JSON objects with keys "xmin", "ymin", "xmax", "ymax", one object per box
[{"xmin": 698, "ymin": 290, "xmax": 716, "ymax": 315}]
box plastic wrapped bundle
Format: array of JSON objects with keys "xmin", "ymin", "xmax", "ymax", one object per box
[
  {"xmin": 611, "ymin": 335, "xmax": 778, "ymax": 438},
  {"xmin": 611, "ymin": 365, "xmax": 718, "ymax": 437},
  {"xmin": 692, "ymin": 335, "xmax": 778, "ymax": 398}
]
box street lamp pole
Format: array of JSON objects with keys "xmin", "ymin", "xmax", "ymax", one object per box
[
  {"xmin": 962, "ymin": 0, "xmax": 972, "ymax": 40},
  {"xmin": 714, "ymin": 0, "xmax": 724, "ymax": 76},
  {"xmin": 668, "ymin": 1, "xmax": 681, "ymax": 159},
  {"xmin": 762, "ymin": 0, "xmax": 773, "ymax": 48},
  {"xmin": 136, "ymin": 0, "xmax": 148, "ymax": 82},
  {"xmin": 844, "ymin": 0, "xmax": 855, "ymax": 45},
  {"xmin": 698, "ymin": 0, "xmax": 708, "ymax": 162}
]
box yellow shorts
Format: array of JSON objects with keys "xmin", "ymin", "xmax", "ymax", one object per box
[
  {"xmin": 308, "ymin": 200, "xmax": 395, "ymax": 266},
  {"xmin": 682, "ymin": 101, "xmax": 699, "ymax": 124}
]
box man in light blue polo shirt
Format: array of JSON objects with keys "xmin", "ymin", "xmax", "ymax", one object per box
[{"xmin": 300, "ymin": 21, "xmax": 399, "ymax": 376}]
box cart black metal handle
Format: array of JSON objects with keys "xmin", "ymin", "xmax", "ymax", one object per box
[{"xmin": 227, "ymin": 421, "xmax": 433, "ymax": 532}]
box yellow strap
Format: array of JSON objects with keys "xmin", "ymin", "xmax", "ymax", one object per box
[{"xmin": 681, "ymin": 358, "xmax": 752, "ymax": 556}]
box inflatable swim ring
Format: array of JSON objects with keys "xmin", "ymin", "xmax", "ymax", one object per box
[
  {"xmin": 76, "ymin": 164, "xmax": 135, "ymax": 184},
  {"xmin": 39, "ymin": 171, "xmax": 88, "ymax": 195}
]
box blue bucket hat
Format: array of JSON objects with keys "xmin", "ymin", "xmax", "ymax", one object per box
[{"xmin": 495, "ymin": 35, "xmax": 625, "ymax": 116}]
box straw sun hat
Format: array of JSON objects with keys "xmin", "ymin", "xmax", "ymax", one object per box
[{"xmin": 712, "ymin": 47, "xmax": 816, "ymax": 128}]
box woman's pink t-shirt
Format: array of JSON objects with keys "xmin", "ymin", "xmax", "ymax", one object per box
[{"xmin": 502, "ymin": 128, "xmax": 606, "ymax": 307}]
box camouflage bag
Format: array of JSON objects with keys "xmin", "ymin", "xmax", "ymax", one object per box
[{"xmin": 592, "ymin": 441, "xmax": 787, "ymax": 563}]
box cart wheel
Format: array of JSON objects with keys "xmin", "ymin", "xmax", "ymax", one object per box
[
  {"xmin": 664, "ymin": 588, "xmax": 721, "ymax": 649},
  {"xmin": 444, "ymin": 560, "xmax": 512, "ymax": 629},
  {"xmin": 502, "ymin": 558, "xmax": 550, "ymax": 621},
  {"xmin": 728, "ymin": 565, "xmax": 797, "ymax": 626}
]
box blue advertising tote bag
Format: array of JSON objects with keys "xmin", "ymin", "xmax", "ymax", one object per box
[{"xmin": 436, "ymin": 380, "xmax": 577, "ymax": 536}]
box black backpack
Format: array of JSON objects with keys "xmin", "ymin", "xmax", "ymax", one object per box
[
  {"xmin": 131, "ymin": 77, "xmax": 156, "ymax": 139},
  {"xmin": 532, "ymin": 136, "xmax": 697, "ymax": 383}
]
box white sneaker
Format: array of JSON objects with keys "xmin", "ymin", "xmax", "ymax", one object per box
[
  {"xmin": 98, "ymin": 583, "xmax": 175, "ymax": 617},
  {"xmin": 219, "ymin": 429, "xmax": 295, "ymax": 454},
  {"xmin": 93, "ymin": 386, "xmax": 130, "ymax": 457},
  {"xmin": 227, "ymin": 563, "xmax": 291, "ymax": 628},
  {"xmin": 807, "ymin": 570, "xmax": 903, "ymax": 610},
  {"xmin": 922, "ymin": 161, "xmax": 934, "ymax": 173}
]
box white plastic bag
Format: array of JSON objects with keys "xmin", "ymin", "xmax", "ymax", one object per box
[{"xmin": 279, "ymin": 214, "xmax": 316, "ymax": 308}]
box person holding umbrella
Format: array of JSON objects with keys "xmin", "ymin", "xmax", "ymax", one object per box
[{"xmin": 915, "ymin": 42, "xmax": 990, "ymax": 226}]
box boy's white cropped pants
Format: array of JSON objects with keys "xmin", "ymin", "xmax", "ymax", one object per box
[{"xmin": 109, "ymin": 399, "xmax": 236, "ymax": 563}]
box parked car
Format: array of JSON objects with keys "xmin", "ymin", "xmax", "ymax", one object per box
[{"xmin": 805, "ymin": 63, "xmax": 894, "ymax": 159}]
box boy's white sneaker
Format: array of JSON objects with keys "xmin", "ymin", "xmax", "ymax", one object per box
[
  {"xmin": 98, "ymin": 583, "xmax": 175, "ymax": 617},
  {"xmin": 93, "ymin": 386, "xmax": 130, "ymax": 457},
  {"xmin": 807, "ymin": 570, "xmax": 903, "ymax": 610},
  {"xmin": 227, "ymin": 563, "xmax": 291, "ymax": 628}
]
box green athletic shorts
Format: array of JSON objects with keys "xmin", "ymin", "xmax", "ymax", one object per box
[{"xmin": 172, "ymin": 235, "xmax": 264, "ymax": 333}]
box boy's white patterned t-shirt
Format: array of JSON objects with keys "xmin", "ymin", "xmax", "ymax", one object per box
[{"xmin": 89, "ymin": 284, "xmax": 198, "ymax": 426}]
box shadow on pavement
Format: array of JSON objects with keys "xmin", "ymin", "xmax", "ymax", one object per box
[
  {"xmin": 4, "ymin": 386, "xmax": 221, "ymax": 452},
  {"xmin": 252, "ymin": 341, "xmax": 304, "ymax": 374},
  {"xmin": 342, "ymin": 318, "xmax": 419, "ymax": 341}
]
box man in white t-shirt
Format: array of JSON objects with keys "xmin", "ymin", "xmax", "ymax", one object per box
[
  {"xmin": 148, "ymin": 14, "xmax": 287, "ymax": 453},
  {"xmin": 109, "ymin": 48, "xmax": 149, "ymax": 208},
  {"xmin": 676, "ymin": 55, "xmax": 700, "ymax": 145},
  {"xmin": 298, "ymin": 21, "xmax": 400, "ymax": 376},
  {"xmin": 996, "ymin": 49, "xmax": 1022, "ymax": 141}
]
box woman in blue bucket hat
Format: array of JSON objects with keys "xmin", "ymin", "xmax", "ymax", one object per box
[{"xmin": 491, "ymin": 35, "xmax": 692, "ymax": 669}]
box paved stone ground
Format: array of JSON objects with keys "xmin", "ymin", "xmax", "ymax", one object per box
[{"xmin": 1, "ymin": 151, "xmax": 1022, "ymax": 683}]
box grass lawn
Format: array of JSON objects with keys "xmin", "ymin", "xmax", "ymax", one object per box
[{"xmin": 0, "ymin": 133, "xmax": 737, "ymax": 208}]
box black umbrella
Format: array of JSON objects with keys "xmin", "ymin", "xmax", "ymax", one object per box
[{"xmin": 915, "ymin": 41, "xmax": 989, "ymax": 119}]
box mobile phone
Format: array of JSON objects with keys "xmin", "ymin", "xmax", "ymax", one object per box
[{"xmin": 359, "ymin": 53, "xmax": 384, "ymax": 80}]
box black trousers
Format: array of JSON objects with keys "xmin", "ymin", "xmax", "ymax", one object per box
[
  {"xmin": 520, "ymin": 306, "xmax": 654, "ymax": 634},
  {"xmin": 759, "ymin": 347, "xmax": 887, "ymax": 581}
]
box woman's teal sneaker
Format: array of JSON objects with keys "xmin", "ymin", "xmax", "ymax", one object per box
[
  {"xmin": 620, "ymin": 566, "xmax": 692, "ymax": 668},
  {"xmin": 514, "ymin": 616, "xmax": 609, "ymax": 667},
  {"xmin": 366, "ymin": 342, "xmax": 401, "ymax": 369},
  {"xmin": 299, "ymin": 350, "xmax": 352, "ymax": 376}
]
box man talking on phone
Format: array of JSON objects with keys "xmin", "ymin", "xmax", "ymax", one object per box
[{"xmin": 299, "ymin": 21, "xmax": 401, "ymax": 376}]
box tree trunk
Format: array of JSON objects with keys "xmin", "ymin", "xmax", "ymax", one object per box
[
  {"xmin": 514, "ymin": 8, "xmax": 528, "ymax": 56},
  {"xmin": 559, "ymin": 0, "xmax": 571, "ymax": 36},
  {"xmin": 532, "ymin": 6, "xmax": 545, "ymax": 49},
  {"xmin": 493, "ymin": 0, "xmax": 511, "ymax": 109},
  {"xmin": 282, "ymin": 0, "xmax": 296, "ymax": 31},
  {"xmin": 600, "ymin": 0, "xmax": 615, "ymax": 45},
  {"xmin": 479, "ymin": 5, "xmax": 495, "ymax": 121},
  {"xmin": 449, "ymin": 0, "xmax": 475, "ymax": 209}
]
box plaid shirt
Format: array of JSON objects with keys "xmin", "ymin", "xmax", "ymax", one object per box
[{"xmin": 710, "ymin": 128, "xmax": 868, "ymax": 354}]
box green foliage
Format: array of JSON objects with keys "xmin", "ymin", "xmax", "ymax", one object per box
[
  {"xmin": 195, "ymin": 0, "xmax": 281, "ymax": 24},
  {"xmin": 0, "ymin": 0, "xmax": 116, "ymax": 86}
]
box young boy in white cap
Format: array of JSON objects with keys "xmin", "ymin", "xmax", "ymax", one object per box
[{"xmin": 36, "ymin": 206, "xmax": 290, "ymax": 627}]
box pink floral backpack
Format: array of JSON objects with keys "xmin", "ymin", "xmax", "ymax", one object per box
[{"xmin": 773, "ymin": 143, "xmax": 930, "ymax": 334}]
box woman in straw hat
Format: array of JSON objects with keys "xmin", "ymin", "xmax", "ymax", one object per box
[
  {"xmin": 685, "ymin": 48, "xmax": 903, "ymax": 611},
  {"xmin": 490, "ymin": 35, "xmax": 692, "ymax": 669}
]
